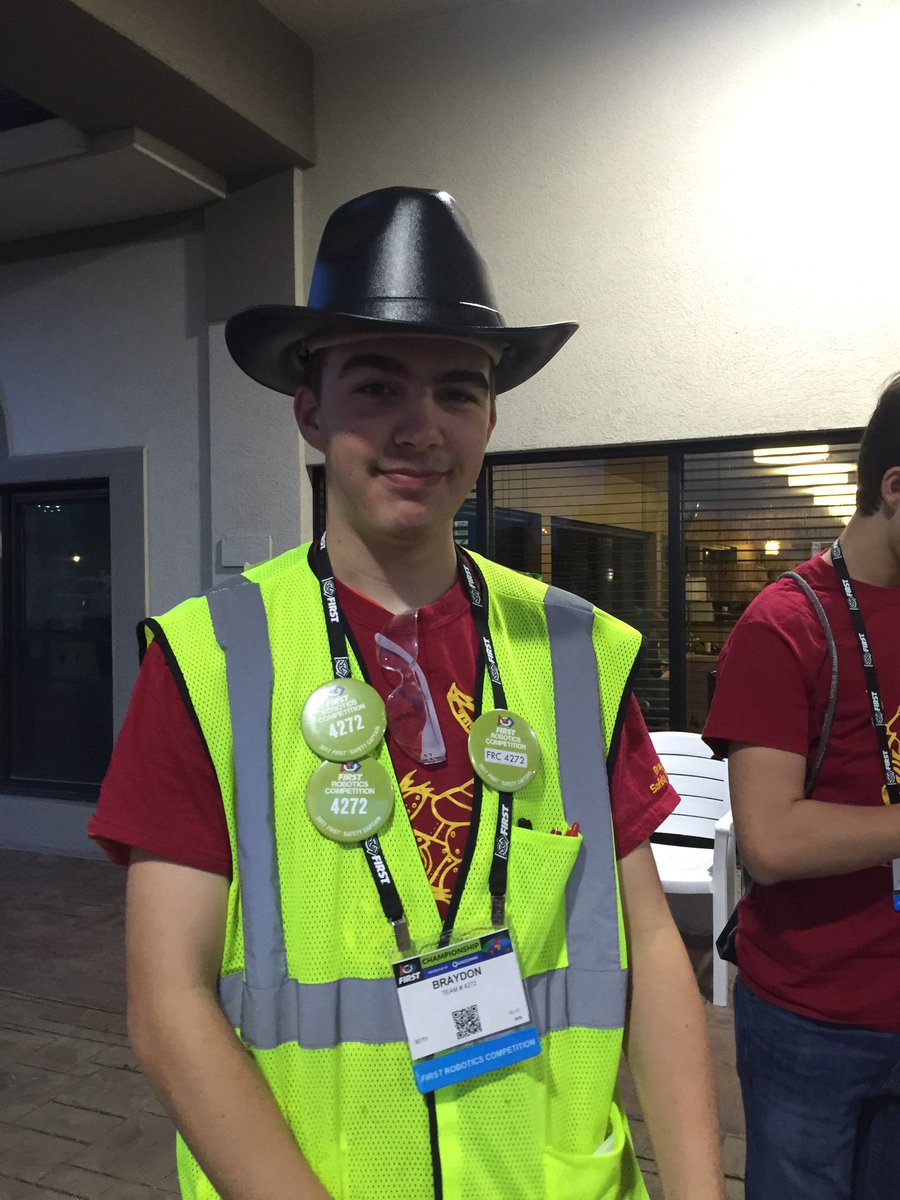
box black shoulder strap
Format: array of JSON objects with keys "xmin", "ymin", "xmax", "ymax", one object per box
[
  {"xmin": 779, "ymin": 571, "xmax": 838, "ymax": 796},
  {"xmin": 718, "ymin": 569, "xmax": 840, "ymax": 957}
]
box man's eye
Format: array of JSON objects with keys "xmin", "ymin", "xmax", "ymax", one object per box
[
  {"xmin": 357, "ymin": 381, "xmax": 395, "ymax": 398},
  {"xmin": 443, "ymin": 390, "xmax": 478, "ymax": 405}
]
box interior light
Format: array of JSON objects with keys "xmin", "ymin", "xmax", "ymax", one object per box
[
  {"xmin": 808, "ymin": 483, "xmax": 858, "ymax": 497},
  {"xmin": 754, "ymin": 444, "xmax": 829, "ymax": 466},
  {"xmin": 764, "ymin": 540, "xmax": 780, "ymax": 556},
  {"xmin": 786, "ymin": 468, "xmax": 850, "ymax": 486},
  {"xmin": 72, "ymin": 554, "xmax": 81, "ymax": 563},
  {"xmin": 814, "ymin": 490, "xmax": 857, "ymax": 507}
]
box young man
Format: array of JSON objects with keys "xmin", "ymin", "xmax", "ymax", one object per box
[
  {"xmin": 704, "ymin": 381, "xmax": 900, "ymax": 1199},
  {"xmin": 90, "ymin": 187, "xmax": 723, "ymax": 1199}
]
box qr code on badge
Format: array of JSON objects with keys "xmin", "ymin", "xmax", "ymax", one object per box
[{"xmin": 451, "ymin": 1004, "xmax": 482, "ymax": 1040}]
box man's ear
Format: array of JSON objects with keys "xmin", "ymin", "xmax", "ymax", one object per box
[
  {"xmin": 881, "ymin": 465, "xmax": 900, "ymax": 513},
  {"xmin": 485, "ymin": 396, "xmax": 497, "ymax": 444},
  {"xmin": 294, "ymin": 387, "xmax": 324, "ymax": 451}
]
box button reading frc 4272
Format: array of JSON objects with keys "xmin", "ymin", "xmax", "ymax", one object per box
[{"xmin": 467, "ymin": 710, "xmax": 540, "ymax": 792}]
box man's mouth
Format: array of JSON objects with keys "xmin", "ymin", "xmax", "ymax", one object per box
[{"xmin": 378, "ymin": 466, "xmax": 447, "ymax": 486}]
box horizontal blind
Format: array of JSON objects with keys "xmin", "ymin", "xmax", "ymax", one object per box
[
  {"xmin": 491, "ymin": 459, "xmax": 670, "ymax": 730},
  {"xmin": 682, "ymin": 439, "xmax": 860, "ymax": 732}
]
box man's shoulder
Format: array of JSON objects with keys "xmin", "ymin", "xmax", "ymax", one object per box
[
  {"xmin": 152, "ymin": 544, "xmax": 312, "ymax": 623},
  {"xmin": 734, "ymin": 555, "xmax": 835, "ymax": 636}
]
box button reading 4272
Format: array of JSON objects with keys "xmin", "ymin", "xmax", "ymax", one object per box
[{"xmin": 301, "ymin": 678, "xmax": 387, "ymax": 761}]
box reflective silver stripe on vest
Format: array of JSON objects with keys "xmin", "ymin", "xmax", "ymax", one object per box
[
  {"xmin": 218, "ymin": 965, "xmax": 628, "ymax": 1050},
  {"xmin": 544, "ymin": 587, "xmax": 624, "ymax": 959},
  {"xmin": 207, "ymin": 581, "xmax": 288, "ymax": 991},
  {"xmin": 207, "ymin": 572, "xmax": 628, "ymax": 1049}
]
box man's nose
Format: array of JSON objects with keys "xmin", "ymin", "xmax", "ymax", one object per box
[{"xmin": 393, "ymin": 393, "xmax": 443, "ymax": 447}]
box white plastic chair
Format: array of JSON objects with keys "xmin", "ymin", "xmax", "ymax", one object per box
[{"xmin": 648, "ymin": 730, "xmax": 736, "ymax": 1006}]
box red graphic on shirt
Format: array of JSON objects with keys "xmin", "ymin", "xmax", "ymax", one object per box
[{"xmin": 397, "ymin": 682, "xmax": 476, "ymax": 909}]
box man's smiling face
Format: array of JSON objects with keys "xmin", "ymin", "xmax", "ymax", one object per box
[{"xmin": 295, "ymin": 335, "xmax": 497, "ymax": 552}]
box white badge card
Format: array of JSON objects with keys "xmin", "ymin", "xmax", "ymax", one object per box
[{"xmin": 393, "ymin": 930, "xmax": 541, "ymax": 1093}]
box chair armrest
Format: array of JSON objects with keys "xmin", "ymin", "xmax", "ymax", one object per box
[{"xmin": 714, "ymin": 809, "xmax": 733, "ymax": 836}]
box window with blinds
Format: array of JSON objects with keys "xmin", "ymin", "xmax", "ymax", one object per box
[
  {"xmin": 681, "ymin": 440, "xmax": 859, "ymax": 731},
  {"xmin": 491, "ymin": 459, "xmax": 670, "ymax": 729}
]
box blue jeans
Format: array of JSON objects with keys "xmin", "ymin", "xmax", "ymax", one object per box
[{"xmin": 735, "ymin": 976, "xmax": 900, "ymax": 1200}]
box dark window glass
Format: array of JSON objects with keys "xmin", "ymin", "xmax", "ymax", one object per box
[
  {"xmin": 491, "ymin": 459, "xmax": 670, "ymax": 729},
  {"xmin": 681, "ymin": 440, "xmax": 858, "ymax": 731},
  {"xmin": 4, "ymin": 486, "xmax": 112, "ymax": 793}
]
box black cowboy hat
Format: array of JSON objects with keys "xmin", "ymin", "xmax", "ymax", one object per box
[{"xmin": 225, "ymin": 187, "xmax": 578, "ymax": 395}]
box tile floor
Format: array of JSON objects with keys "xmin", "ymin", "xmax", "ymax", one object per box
[{"xmin": 0, "ymin": 850, "xmax": 745, "ymax": 1198}]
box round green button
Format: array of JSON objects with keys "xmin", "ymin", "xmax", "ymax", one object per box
[
  {"xmin": 467, "ymin": 709, "xmax": 541, "ymax": 792},
  {"xmin": 301, "ymin": 678, "xmax": 386, "ymax": 762},
  {"xmin": 305, "ymin": 758, "xmax": 394, "ymax": 842}
]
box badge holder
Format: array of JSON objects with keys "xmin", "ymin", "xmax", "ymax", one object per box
[{"xmin": 392, "ymin": 928, "xmax": 541, "ymax": 1093}]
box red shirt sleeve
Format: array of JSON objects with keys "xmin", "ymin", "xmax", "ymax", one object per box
[
  {"xmin": 702, "ymin": 591, "xmax": 825, "ymax": 761},
  {"xmin": 609, "ymin": 694, "xmax": 679, "ymax": 859},
  {"xmin": 87, "ymin": 639, "xmax": 232, "ymax": 876}
]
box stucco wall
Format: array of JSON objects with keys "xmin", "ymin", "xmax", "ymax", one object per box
[{"xmin": 307, "ymin": 0, "xmax": 900, "ymax": 452}]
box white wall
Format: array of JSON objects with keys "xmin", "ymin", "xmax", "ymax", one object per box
[
  {"xmin": 308, "ymin": 0, "xmax": 900, "ymax": 451},
  {"xmin": 0, "ymin": 234, "xmax": 205, "ymax": 612}
]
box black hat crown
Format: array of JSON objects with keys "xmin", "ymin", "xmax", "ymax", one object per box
[
  {"xmin": 308, "ymin": 188, "xmax": 503, "ymax": 330},
  {"xmin": 225, "ymin": 186, "xmax": 577, "ymax": 395}
]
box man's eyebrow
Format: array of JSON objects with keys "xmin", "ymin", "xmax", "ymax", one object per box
[
  {"xmin": 338, "ymin": 354, "xmax": 410, "ymax": 378},
  {"xmin": 438, "ymin": 369, "xmax": 490, "ymax": 391}
]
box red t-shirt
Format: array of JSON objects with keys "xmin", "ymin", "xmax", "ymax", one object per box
[
  {"xmin": 90, "ymin": 579, "xmax": 676, "ymax": 917},
  {"xmin": 704, "ymin": 552, "xmax": 900, "ymax": 1031}
]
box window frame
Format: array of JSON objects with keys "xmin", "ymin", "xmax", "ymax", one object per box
[
  {"xmin": 0, "ymin": 446, "xmax": 147, "ymax": 805},
  {"xmin": 0, "ymin": 478, "xmax": 113, "ymax": 799}
]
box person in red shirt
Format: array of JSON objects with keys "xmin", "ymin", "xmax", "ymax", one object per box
[
  {"xmin": 91, "ymin": 187, "xmax": 724, "ymax": 1200},
  {"xmin": 704, "ymin": 380, "xmax": 900, "ymax": 1200}
]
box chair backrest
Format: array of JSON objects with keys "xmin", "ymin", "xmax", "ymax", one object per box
[{"xmin": 650, "ymin": 730, "xmax": 730, "ymax": 841}]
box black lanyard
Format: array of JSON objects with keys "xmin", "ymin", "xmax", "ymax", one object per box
[
  {"xmin": 830, "ymin": 539, "xmax": 900, "ymax": 906},
  {"xmin": 309, "ymin": 533, "xmax": 516, "ymax": 940},
  {"xmin": 456, "ymin": 545, "xmax": 514, "ymax": 927}
]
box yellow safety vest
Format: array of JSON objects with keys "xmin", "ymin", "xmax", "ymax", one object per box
[{"xmin": 146, "ymin": 545, "xmax": 650, "ymax": 1200}]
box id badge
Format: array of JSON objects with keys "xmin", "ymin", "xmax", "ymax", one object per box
[{"xmin": 392, "ymin": 928, "xmax": 541, "ymax": 1093}]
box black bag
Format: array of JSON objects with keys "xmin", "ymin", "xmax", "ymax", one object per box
[{"xmin": 715, "ymin": 571, "xmax": 838, "ymax": 966}]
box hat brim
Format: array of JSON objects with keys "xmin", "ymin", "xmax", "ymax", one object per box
[{"xmin": 225, "ymin": 306, "xmax": 578, "ymax": 396}]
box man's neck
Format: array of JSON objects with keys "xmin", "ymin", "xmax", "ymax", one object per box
[
  {"xmin": 322, "ymin": 524, "xmax": 459, "ymax": 614},
  {"xmin": 832, "ymin": 510, "xmax": 900, "ymax": 588}
]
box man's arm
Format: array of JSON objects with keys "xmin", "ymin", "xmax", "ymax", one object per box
[
  {"xmin": 126, "ymin": 851, "xmax": 329, "ymax": 1200},
  {"xmin": 728, "ymin": 743, "xmax": 900, "ymax": 884},
  {"xmin": 619, "ymin": 840, "xmax": 724, "ymax": 1200}
]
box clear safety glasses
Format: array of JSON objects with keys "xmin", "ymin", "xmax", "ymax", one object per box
[{"xmin": 375, "ymin": 610, "xmax": 447, "ymax": 766}]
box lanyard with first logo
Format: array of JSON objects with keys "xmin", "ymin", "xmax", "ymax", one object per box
[{"xmin": 830, "ymin": 538, "xmax": 900, "ymax": 909}]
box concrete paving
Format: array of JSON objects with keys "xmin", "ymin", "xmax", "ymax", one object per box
[{"xmin": 0, "ymin": 850, "xmax": 745, "ymax": 1198}]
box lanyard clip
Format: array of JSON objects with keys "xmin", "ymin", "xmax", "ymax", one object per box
[
  {"xmin": 392, "ymin": 916, "xmax": 411, "ymax": 953},
  {"xmin": 491, "ymin": 893, "xmax": 506, "ymax": 928}
]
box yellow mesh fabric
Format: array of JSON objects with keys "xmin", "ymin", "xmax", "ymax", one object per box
[
  {"xmin": 156, "ymin": 547, "xmax": 645, "ymax": 1200},
  {"xmin": 437, "ymin": 1030, "xmax": 649, "ymax": 1200},
  {"xmin": 177, "ymin": 1043, "xmax": 435, "ymax": 1200}
]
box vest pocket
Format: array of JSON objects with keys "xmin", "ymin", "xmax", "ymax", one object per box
[
  {"xmin": 507, "ymin": 826, "xmax": 582, "ymax": 975},
  {"xmin": 543, "ymin": 1101, "xmax": 628, "ymax": 1200}
]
